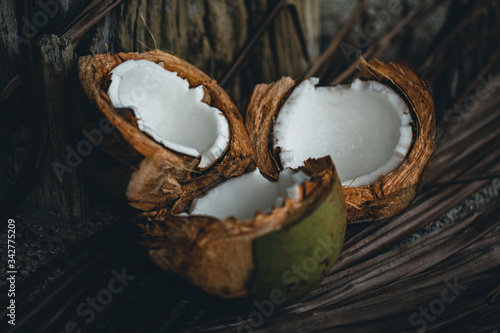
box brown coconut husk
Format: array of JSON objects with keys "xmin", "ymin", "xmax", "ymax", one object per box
[
  {"xmin": 76, "ymin": 50, "xmax": 255, "ymax": 212},
  {"xmin": 136, "ymin": 157, "xmax": 346, "ymax": 300},
  {"xmin": 245, "ymin": 59, "xmax": 436, "ymax": 223}
]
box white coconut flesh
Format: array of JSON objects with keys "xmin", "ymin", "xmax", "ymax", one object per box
[
  {"xmin": 273, "ymin": 78, "xmax": 412, "ymax": 187},
  {"xmin": 107, "ymin": 59, "xmax": 229, "ymax": 168},
  {"xmin": 188, "ymin": 168, "xmax": 310, "ymax": 221}
]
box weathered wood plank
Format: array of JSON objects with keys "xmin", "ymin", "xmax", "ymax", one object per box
[
  {"xmin": 0, "ymin": 0, "xmax": 19, "ymax": 88},
  {"xmin": 30, "ymin": 35, "xmax": 89, "ymax": 220}
]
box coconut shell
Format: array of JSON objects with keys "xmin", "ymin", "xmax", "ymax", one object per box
[
  {"xmin": 245, "ymin": 59, "xmax": 436, "ymax": 223},
  {"xmin": 137, "ymin": 157, "xmax": 346, "ymax": 302},
  {"xmin": 75, "ymin": 50, "xmax": 254, "ymax": 212}
]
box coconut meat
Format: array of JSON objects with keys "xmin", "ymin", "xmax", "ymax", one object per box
[
  {"xmin": 107, "ymin": 59, "xmax": 229, "ymax": 168},
  {"xmin": 273, "ymin": 78, "xmax": 412, "ymax": 187},
  {"xmin": 188, "ymin": 168, "xmax": 309, "ymax": 221}
]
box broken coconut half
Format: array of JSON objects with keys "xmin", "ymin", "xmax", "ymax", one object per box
[
  {"xmin": 76, "ymin": 50, "xmax": 254, "ymax": 211},
  {"xmin": 137, "ymin": 157, "xmax": 346, "ymax": 302},
  {"xmin": 107, "ymin": 59, "xmax": 229, "ymax": 169},
  {"xmin": 246, "ymin": 59, "xmax": 436, "ymax": 223}
]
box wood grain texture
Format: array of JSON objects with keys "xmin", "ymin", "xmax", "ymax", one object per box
[
  {"xmin": 28, "ymin": 35, "xmax": 89, "ymax": 220},
  {"xmin": 0, "ymin": 0, "xmax": 19, "ymax": 88},
  {"xmin": 112, "ymin": 0, "xmax": 320, "ymax": 105}
]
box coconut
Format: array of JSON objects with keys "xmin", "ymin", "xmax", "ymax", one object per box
[
  {"xmin": 246, "ymin": 59, "xmax": 436, "ymax": 223},
  {"xmin": 76, "ymin": 50, "xmax": 254, "ymax": 211},
  {"xmin": 137, "ymin": 157, "xmax": 346, "ymax": 302},
  {"xmin": 76, "ymin": 50, "xmax": 347, "ymax": 303}
]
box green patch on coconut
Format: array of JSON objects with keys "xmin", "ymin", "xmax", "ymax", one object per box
[{"xmin": 137, "ymin": 157, "xmax": 345, "ymax": 303}]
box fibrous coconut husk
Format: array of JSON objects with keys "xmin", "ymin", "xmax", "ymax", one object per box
[
  {"xmin": 76, "ymin": 50, "xmax": 255, "ymax": 212},
  {"xmin": 136, "ymin": 157, "xmax": 346, "ymax": 301},
  {"xmin": 245, "ymin": 59, "xmax": 436, "ymax": 223}
]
